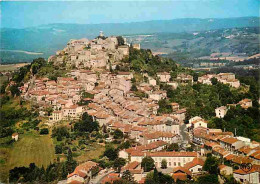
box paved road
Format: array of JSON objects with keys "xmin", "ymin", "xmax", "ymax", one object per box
[
  {"xmin": 180, "ymin": 123, "xmax": 190, "ymax": 143},
  {"xmin": 89, "ymin": 170, "xmax": 115, "ymax": 184}
]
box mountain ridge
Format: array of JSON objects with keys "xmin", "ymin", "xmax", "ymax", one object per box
[{"xmin": 1, "ymin": 17, "xmax": 259, "ymax": 63}]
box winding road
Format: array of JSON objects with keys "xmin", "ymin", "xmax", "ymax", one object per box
[{"xmin": 89, "ymin": 169, "xmax": 115, "ymax": 184}]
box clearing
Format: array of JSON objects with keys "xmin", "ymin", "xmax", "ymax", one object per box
[
  {"xmin": 0, "ymin": 132, "xmax": 55, "ymax": 182},
  {"xmin": 7, "ymin": 132, "xmax": 55, "ymax": 169},
  {"xmin": 76, "ymin": 143, "xmax": 105, "ymax": 163}
]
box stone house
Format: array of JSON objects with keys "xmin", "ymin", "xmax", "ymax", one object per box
[
  {"xmin": 121, "ymin": 161, "xmax": 146, "ymax": 183},
  {"xmin": 118, "ymin": 45, "xmax": 129, "ymax": 56},
  {"xmin": 62, "ymin": 105, "xmax": 83, "ymax": 120},
  {"xmin": 49, "ymin": 111, "xmax": 63, "ymax": 122},
  {"xmin": 148, "ymin": 77, "xmax": 157, "ymax": 86},
  {"xmin": 183, "ymin": 158, "xmax": 204, "ymax": 174},
  {"xmin": 187, "ymin": 116, "xmax": 207, "ymax": 129},
  {"xmin": 215, "ymin": 106, "xmax": 228, "ymax": 118},
  {"xmin": 130, "ymin": 152, "xmax": 198, "ymax": 168},
  {"xmin": 177, "ymin": 74, "xmax": 194, "ymax": 84},
  {"xmin": 167, "ymin": 81, "xmax": 178, "ymax": 89},
  {"xmin": 233, "ymin": 168, "xmax": 259, "ymax": 184},
  {"xmin": 239, "ymin": 99, "xmax": 253, "ymax": 109},
  {"xmin": 67, "ymin": 161, "xmax": 99, "ymax": 184},
  {"xmin": 133, "ymin": 43, "xmax": 141, "ymax": 50},
  {"xmin": 219, "ymin": 164, "xmax": 233, "ymax": 176},
  {"xmin": 12, "ymin": 133, "xmax": 19, "ymax": 141},
  {"xmin": 139, "ymin": 131, "xmax": 179, "ymax": 145},
  {"xmin": 148, "ymin": 90, "xmax": 167, "ymax": 101},
  {"xmin": 219, "ymin": 137, "xmax": 245, "ymax": 152},
  {"xmin": 157, "ymin": 72, "xmax": 171, "ymax": 82}
]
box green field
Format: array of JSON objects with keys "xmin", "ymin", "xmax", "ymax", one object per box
[
  {"xmin": 0, "ymin": 75, "xmax": 8, "ymax": 87},
  {"xmin": 76, "ymin": 143, "xmax": 105, "ymax": 163},
  {"xmin": 0, "ymin": 133, "xmax": 55, "ymax": 182},
  {"xmin": 8, "ymin": 133, "xmax": 55, "ymax": 169}
]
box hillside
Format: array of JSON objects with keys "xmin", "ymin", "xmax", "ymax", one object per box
[{"xmin": 0, "ymin": 17, "xmax": 259, "ymax": 63}]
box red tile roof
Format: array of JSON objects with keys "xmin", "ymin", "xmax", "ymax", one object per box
[
  {"xmin": 173, "ymin": 167, "xmax": 192, "ymax": 176},
  {"xmin": 220, "ymin": 137, "xmax": 239, "ymax": 144},
  {"xmin": 184, "ymin": 158, "xmax": 204, "ymax": 169},
  {"xmin": 172, "ymin": 173, "xmax": 188, "ymax": 182},
  {"xmin": 101, "ymin": 173, "xmax": 120, "ymax": 184},
  {"xmin": 131, "ymin": 151, "xmax": 197, "ymax": 157},
  {"xmin": 122, "ymin": 161, "xmax": 140, "ymax": 171},
  {"xmin": 67, "ymin": 161, "xmax": 98, "ymax": 179},
  {"xmin": 234, "ymin": 168, "xmax": 257, "ymax": 175}
]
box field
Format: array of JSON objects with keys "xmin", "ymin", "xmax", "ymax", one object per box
[
  {"xmin": 8, "ymin": 133, "xmax": 55, "ymax": 169},
  {"xmin": 0, "ymin": 63, "xmax": 29, "ymax": 72},
  {"xmin": 0, "ymin": 132, "xmax": 55, "ymax": 182},
  {"xmin": 75, "ymin": 143, "xmax": 105, "ymax": 163},
  {"xmin": 0, "ymin": 75, "xmax": 8, "ymax": 87}
]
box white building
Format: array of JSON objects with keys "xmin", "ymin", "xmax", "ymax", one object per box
[
  {"xmin": 130, "ymin": 152, "xmax": 198, "ymax": 168},
  {"xmin": 233, "ymin": 168, "xmax": 259, "ymax": 184},
  {"xmin": 12, "ymin": 133, "xmax": 19, "ymax": 141},
  {"xmin": 215, "ymin": 106, "xmax": 228, "ymax": 118}
]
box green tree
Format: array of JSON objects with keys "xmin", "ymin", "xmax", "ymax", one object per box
[
  {"xmin": 113, "ymin": 158, "xmax": 126, "ymax": 172},
  {"xmin": 113, "ymin": 129, "xmax": 124, "ymax": 139},
  {"xmin": 117, "ymin": 36, "xmax": 125, "ymax": 46},
  {"xmin": 40, "ymin": 128, "xmax": 49, "ymax": 135},
  {"xmin": 157, "ymin": 99, "xmax": 172, "ymax": 114},
  {"xmin": 167, "ymin": 143, "xmax": 179, "ymax": 151},
  {"xmin": 64, "ymin": 148, "xmax": 77, "ymax": 175},
  {"xmin": 130, "ymin": 84, "xmax": 138, "ymax": 92},
  {"xmin": 104, "ymin": 145, "xmax": 118, "ymax": 161},
  {"xmin": 130, "ymin": 59, "xmax": 144, "ymax": 72},
  {"xmin": 196, "ymin": 174, "xmax": 218, "ymax": 184},
  {"xmin": 119, "ymin": 140, "xmax": 131, "ymax": 149},
  {"xmin": 74, "ymin": 112, "xmax": 99, "ymax": 133},
  {"xmin": 10, "ymin": 85, "xmax": 20, "ymax": 97},
  {"xmin": 122, "ymin": 170, "xmax": 134, "ymax": 182},
  {"xmin": 211, "ymin": 77, "xmax": 218, "ymax": 85},
  {"xmin": 141, "ymin": 156, "xmax": 155, "ymax": 172},
  {"xmin": 153, "ymin": 168, "xmax": 159, "ymax": 183},
  {"xmin": 203, "ymin": 155, "xmax": 219, "ymax": 174},
  {"xmin": 161, "ymin": 159, "xmax": 167, "ymax": 169},
  {"xmin": 224, "ymin": 175, "xmax": 240, "ymax": 184},
  {"xmin": 55, "ymin": 145, "xmax": 62, "ymax": 154}
]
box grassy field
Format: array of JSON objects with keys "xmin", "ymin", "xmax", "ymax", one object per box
[
  {"xmin": 8, "ymin": 133, "xmax": 55, "ymax": 169},
  {"xmin": 0, "ymin": 132, "xmax": 55, "ymax": 182},
  {"xmin": 0, "ymin": 75, "xmax": 8, "ymax": 87},
  {"xmin": 0, "ymin": 63, "xmax": 29, "ymax": 72},
  {"xmin": 75, "ymin": 143, "xmax": 105, "ymax": 163}
]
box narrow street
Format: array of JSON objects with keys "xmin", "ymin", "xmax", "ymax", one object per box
[{"xmin": 180, "ymin": 123, "xmax": 190, "ymax": 143}]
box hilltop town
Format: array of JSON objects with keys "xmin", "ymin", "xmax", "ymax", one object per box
[{"xmin": 1, "ymin": 32, "xmax": 260, "ymax": 184}]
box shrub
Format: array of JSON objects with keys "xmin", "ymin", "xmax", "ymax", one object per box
[
  {"xmin": 40, "ymin": 128, "xmax": 49, "ymax": 135},
  {"xmin": 55, "ymin": 145, "xmax": 62, "ymax": 154},
  {"xmin": 99, "ymin": 139, "xmax": 104, "ymax": 143}
]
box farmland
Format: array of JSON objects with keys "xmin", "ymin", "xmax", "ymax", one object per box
[{"xmin": 0, "ymin": 132, "xmax": 55, "ymax": 181}]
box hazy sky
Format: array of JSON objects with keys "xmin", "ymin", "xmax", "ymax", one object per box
[{"xmin": 1, "ymin": 0, "xmax": 259, "ymax": 28}]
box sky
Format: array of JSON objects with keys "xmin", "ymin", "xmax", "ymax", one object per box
[{"xmin": 1, "ymin": 0, "xmax": 259, "ymax": 28}]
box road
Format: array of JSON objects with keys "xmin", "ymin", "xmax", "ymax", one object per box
[
  {"xmin": 180, "ymin": 123, "xmax": 190, "ymax": 143},
  {"xmin": 89, "ymin": 169, "xmax": 115, "ymax": 184}
]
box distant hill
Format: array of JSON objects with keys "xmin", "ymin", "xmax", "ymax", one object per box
[{"xmin": 0, "ymin": 17, "xmax": 259, "ymax": 63}]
